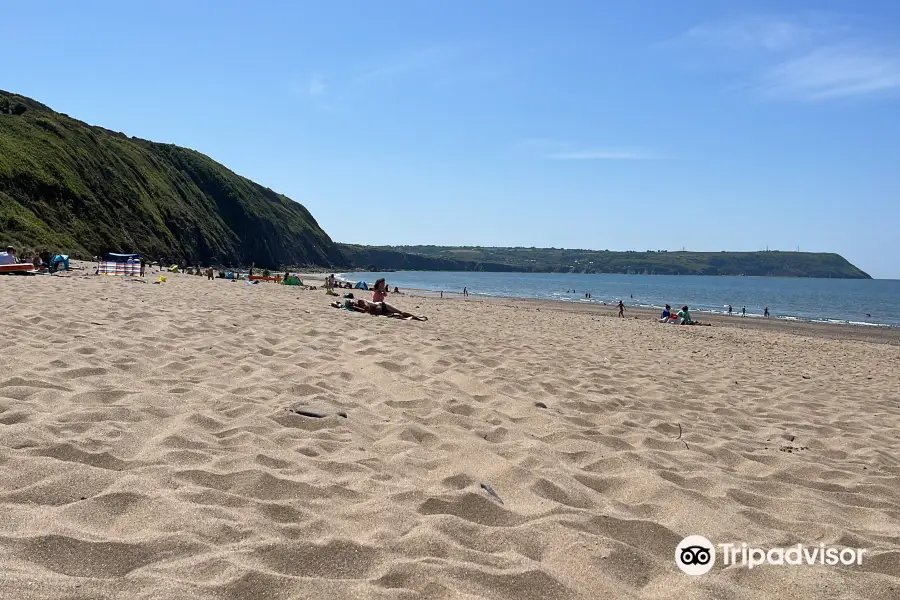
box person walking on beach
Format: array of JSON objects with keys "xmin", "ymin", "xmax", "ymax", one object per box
[
  {"xmin": 617, "ymin": 300, "xmax": 625, "ymax": 318},
  {"xmin": 728, "ymin": 304, "xmax": 732, "ymax": 315},
  {"xmin": 742, "ymin": 306, "xmax": 746, "ymax": 317},
  {"xmin": 764, "ymin": 306, "xmax": 769, "ymax": 318},
  {"xmin": 139, "ymin": 258, "xmax": 146, "ymax": 277}
]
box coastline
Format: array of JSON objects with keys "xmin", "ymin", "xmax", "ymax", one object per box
[{"xmin": 305, "ymin": 273, "xmax": 900, "ymax": 346}]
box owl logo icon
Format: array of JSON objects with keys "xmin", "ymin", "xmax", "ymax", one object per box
[{"xmin": 676, "ymin": 535, "xmax": 716, "ymax": 575}]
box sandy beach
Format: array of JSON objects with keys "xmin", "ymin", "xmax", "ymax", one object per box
[{"xmin": 1, "ymin": 269, "xmax": 898, "ymax": 599}]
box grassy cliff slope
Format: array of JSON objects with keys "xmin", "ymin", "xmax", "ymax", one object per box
[{"xmin": 0, "ymin": 90, "xmax": 343, "ymax": 267}]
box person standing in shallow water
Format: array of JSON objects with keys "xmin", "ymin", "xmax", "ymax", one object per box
[
  {"xmin": 742, "ymin": 306, "xmax": 746, "ymax": 317},
  {"xmin": 463, "ymin": 287, "xmax": 468, "ymax": 297},
  {"xmin": 764, "ymin": 306, "xmax": 769, "ymax": 318},
  {"xmin": 617, "ymin": 300, "xmax": 626, "ymax": 318}
]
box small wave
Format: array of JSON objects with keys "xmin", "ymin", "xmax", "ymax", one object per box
[
  {"xmin": 345, "ymin": 274, "xmax": 899, "ymax": 327},
  {"xmin": 805, "ymin": 318, "xmax": 891, "ymax": 328}
]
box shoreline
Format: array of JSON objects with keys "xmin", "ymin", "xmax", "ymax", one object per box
[{"xmin": 301, "ymin": 273, "xmax": 900, "ymax": 345}]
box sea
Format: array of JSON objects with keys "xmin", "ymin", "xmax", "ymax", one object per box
[{"xmin": 337, "ymin": 271, "xmax": 900, "ymax": 328}]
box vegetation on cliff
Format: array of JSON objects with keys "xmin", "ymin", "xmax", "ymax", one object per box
[
  {"xmin": 340, "ymin": 245, "xmax": 871, "ymax": 279},
  {"xmin": 0, "ymin": 90, "xmax": 343, "ymax": 267}
]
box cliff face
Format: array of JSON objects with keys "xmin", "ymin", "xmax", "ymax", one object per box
[{"xmin": 0, "ymin": 90, "xmax": 343, "ymax": 267}]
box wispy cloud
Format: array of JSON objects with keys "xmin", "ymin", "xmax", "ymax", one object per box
[
  {"xmin": 288, "ymin": 73, "xmax": 333, "ymax": 111},
  {"xmin": 547, "ymin": 149, "xmax": 655, "ymax": 160},
  {"xmin": 679, "ymin": 13, "xmax": 900, "ymax": 101},
  {"xmin": 517, "ymin": 139, "xmax": 660, "ymax": 160},
  {"xmin": 308, "ymin": 73, "xmax": 326, "ymax": 96},
  {"xmin": 516, "ymin": 137, "xmax": 570, "ymax": 151},
  {"xmin": 755, "ymin": 45, "xmax": 900, "ymax": 100},
  {"xmin": 683, "ymin": 14, "xmax": 837, "ymax": 52},
  {"xmin": 296, "ymin": 44, "xmax": 495, "ymax": 112},
  {"xmin": 350, "ymin": 46, "xmax": 468, "ymax": 88}
]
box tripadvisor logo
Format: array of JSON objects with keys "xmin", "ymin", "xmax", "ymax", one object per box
[
  {"xmin": 676, "ymin": 536, "xmax": 716, "ymax": 575},
  {"xmin": 675, "ymin": 535, "xmax": 867, "ymax": 575}
]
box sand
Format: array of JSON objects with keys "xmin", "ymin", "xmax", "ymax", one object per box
[{"xmin": 1, "ymin": 268, "xmax": 898, "ymax": 599}]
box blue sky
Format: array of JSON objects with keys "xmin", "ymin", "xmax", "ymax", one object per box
[{"xmin": 3, "ymin": 1, "xmax": 900, "ymax": 278}]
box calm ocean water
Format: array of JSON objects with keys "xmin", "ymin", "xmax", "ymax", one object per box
[{"xmin": 339, "ymin": 271, "xmax": 900, "ymax": 328}]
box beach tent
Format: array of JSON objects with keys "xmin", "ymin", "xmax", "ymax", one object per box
[
  {"xmin": 50, "ymin": 254, "xmax": 70, "ymax": 272},
  {"xmin": 283, "ymin": 276, "xmax": 303, "ymax": 286},
  {"xmin": 354, "ymin": 281, "xmax": 369, "ymax": 290},
  {"xmin": 99, "ymin": 252, "xmax": 141, "ymax": 276}
]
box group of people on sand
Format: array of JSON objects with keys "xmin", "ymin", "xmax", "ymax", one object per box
[
  {"xmin": 2, "ymin": 245, "xmax": 71, "ymax": 273},
  {"xmin": 330, "ymin": 278, "xmax": 427, "ymax": 321},
  {"xmin": 325, "ymin": 273, "xmax": 401, "ymax": 294},
  {"xmin": 0, "ymin": 245, "xmax": 21, "ymax": 265},
  {"xmin": 1, "ymin": 245, "xmax": 44, "ymax": 267},
  {"xmin": 325, "ymin": 274, "xmax": 352, "ymax": 289},
  {"xmin": 658, "ymin": 304, "xmax": 707, "ymax": 325}
]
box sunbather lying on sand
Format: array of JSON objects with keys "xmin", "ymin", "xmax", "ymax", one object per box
[{"xmin": 331, "ymin": 299, "xmax": 428, "ymax": 321}]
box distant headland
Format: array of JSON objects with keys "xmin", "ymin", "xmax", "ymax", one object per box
[{"xmin": 337, "ymin": 245, "xmax": 871, "ymax": 279}]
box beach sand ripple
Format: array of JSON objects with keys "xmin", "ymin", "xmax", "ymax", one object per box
[{"xmin": 1, "ymin": 272, "xmax": 898, "ymax": 599}]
